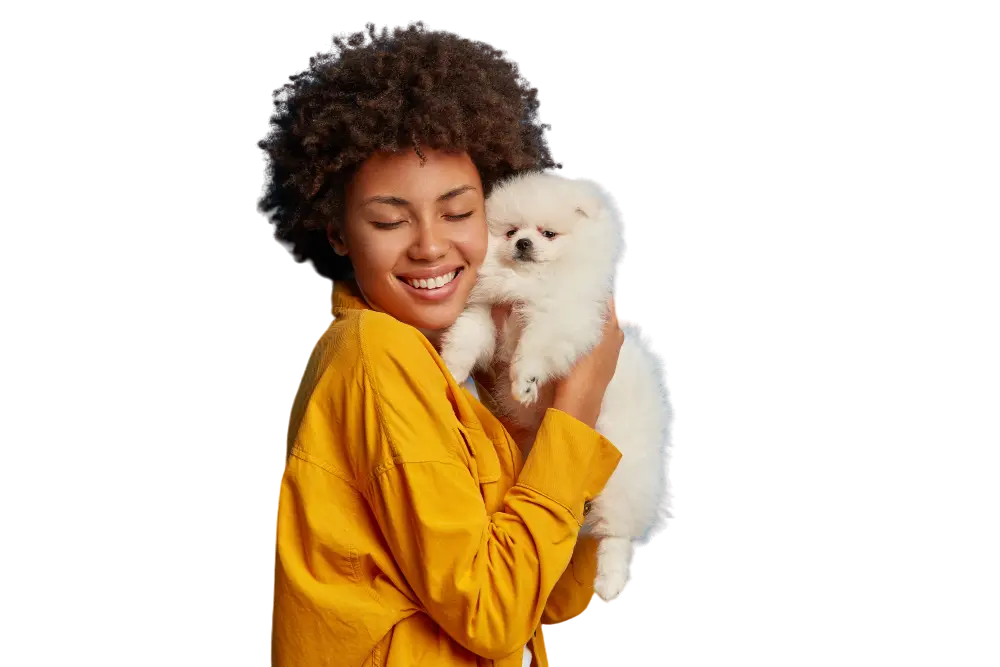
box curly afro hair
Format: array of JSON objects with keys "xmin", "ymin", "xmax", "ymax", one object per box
[{"xmin": 257, "ymin": 21, "xmax": 561, "ymax": 280}]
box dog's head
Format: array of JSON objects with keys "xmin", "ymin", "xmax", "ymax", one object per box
[{"xmin": 485, "ymin": 171, "xmax": 622, "ymax": 270}]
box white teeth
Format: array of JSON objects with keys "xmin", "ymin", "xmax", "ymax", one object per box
[{"xmin": 406, "ymin": 270, "xmax": 457, "ymax": 290}]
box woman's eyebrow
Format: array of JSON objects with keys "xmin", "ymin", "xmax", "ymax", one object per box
[
  {"xmin": 437, "ymin": 185, "xmax": 476, "ymax": 201},
  {"xmin": 360, "ymin": 185, "xmax": 476, "ymax": 207}
]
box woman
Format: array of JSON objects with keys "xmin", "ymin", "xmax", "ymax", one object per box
[{"xmin": 258, "ymin": 23, "xmax": 624, "ymax": 667}]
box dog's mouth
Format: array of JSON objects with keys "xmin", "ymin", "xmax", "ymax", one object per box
[{"xmin": 513, "ymin": 250, "xmax": 536, "ymax": 263}]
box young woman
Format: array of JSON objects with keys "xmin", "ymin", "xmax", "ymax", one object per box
[{"xmin": 258, "ymin": 23, "xmax": 624, "ymax": 667}]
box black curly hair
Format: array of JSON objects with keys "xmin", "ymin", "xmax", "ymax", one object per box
[{"xmin": 257, "ymin": 21, "xmax": 561, "ymax": 280}]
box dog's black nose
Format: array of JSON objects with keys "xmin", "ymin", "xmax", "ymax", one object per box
[{"xmin": 515, "ymin": 238, "xmax": 532, "ymax": 252}]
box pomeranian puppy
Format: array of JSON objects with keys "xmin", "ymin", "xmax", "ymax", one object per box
[{"xmin": 440, "ymin": 171, "xmax": 672, "ymax": 601}]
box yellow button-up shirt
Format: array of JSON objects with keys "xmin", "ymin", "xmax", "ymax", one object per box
[{"xmin": 272, "ymin": 281, "xmax": 621, "ymax": 666}]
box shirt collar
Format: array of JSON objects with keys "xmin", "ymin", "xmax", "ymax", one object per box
[
  {"xmin": 331, "ymin": 279, "xmax": 370, "ymax": 315},
  {"xmin": 330, "ymin": 279, "xmax": 443, "ymax": 349}
]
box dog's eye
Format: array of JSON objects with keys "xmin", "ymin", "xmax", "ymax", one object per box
[
  {"xmin": 506, "ymin": 228, "xmax": 518, "ymax": 238},
  {"xmin": 542, "ymin": 230, "xmax": 558, "ymax": 239}
]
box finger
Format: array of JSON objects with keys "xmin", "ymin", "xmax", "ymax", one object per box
[
  {"xmin": 490, "ymin": 303, "xmax": 509, "ymax": 329},
  {"xmin": 606, "ymin": 299, "xmax": 619, "ymax": 328}
]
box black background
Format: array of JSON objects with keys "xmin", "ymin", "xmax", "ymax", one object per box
[{"xmin": 254, "ymin": 10, "xmax": 1000, "ymax": 664}]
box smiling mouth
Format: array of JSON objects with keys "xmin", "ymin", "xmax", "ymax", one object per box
[{"xmin": 397, "ymin": 268, "xmax": 463, "ymax": 290}]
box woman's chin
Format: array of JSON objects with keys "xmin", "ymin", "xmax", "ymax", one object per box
[{"xmin": 407, "ymin": 303, "xmax": 463, "ymax": 331}]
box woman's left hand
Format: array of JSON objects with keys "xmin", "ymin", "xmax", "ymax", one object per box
[{"xmin": 471, "ymin": 304, "xmax": 539, "ymax": 444}]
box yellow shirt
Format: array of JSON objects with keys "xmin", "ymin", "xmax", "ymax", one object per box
[{"xmin": 272, "ymin": 281, "xmax": 622, "ymax": 666}]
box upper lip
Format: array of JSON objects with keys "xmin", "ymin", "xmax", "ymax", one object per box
[{"xmin": 396, "ymin": 265, "xmax": 463, "ymax": 280}]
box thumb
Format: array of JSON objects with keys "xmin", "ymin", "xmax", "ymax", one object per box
[{"xmin": 608, "ymin": 298, "xmax": 617, "ymax": 321}]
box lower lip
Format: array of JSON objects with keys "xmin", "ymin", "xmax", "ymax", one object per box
[{"xmin": 398, "ymin": 269, "xmax": 464, "ymax": 302}]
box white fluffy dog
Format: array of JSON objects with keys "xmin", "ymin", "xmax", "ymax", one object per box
[{"xmin": 440, "ymin": 171, "xmax": 672, "ymax": 601}]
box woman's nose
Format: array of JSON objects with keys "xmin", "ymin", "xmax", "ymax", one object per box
[{"xmin": 409, "ymin": 218, "xmax": 448, "ymax": 261}]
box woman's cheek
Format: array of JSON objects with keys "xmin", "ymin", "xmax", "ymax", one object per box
[{"xmin": 460, "ymin": 218, "xmax": 489, "ymax": 267}]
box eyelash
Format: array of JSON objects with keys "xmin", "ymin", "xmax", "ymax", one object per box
[{"xmin": 372, "ymin": 211, "xmax": 473, "ymax": 229}]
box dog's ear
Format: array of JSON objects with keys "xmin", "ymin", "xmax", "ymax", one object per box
[
  {"xmin": 564, "ymin": 176, "xmax": 604, "ymax": 220},
  {"xmin": 576, "ymin": 194, "xmax": 601, "ymax": 220}
]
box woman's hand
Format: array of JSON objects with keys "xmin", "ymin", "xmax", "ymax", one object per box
[
  {"xmin": 469, "ymin": 303, "xmax": 512, "ymax": 393},
  {"xmin": 472, "ymin": 300, "xmax": 624, "ymax": 435},
  {"xmin": 551, "ymin": 299, "xmax": 625, "ymax": 428}
]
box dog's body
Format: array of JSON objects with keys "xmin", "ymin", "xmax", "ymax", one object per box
[{"xmin": 440, "ymin": 171, "xmax": 672, "ymax": 601}]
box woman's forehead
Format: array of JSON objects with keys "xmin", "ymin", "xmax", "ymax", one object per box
[{"xmin": 348, "ymin": 148, "xmax": 483, "ymax": 204}]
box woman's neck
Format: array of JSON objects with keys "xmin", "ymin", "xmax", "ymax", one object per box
[{"xmin": 418, "ymin": 327, "xmax": 443, "ymax": 350}]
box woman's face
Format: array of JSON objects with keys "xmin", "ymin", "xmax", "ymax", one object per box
[{"xmin": 333, "ymin": 148, "xmax": 488, "ymax": 332}]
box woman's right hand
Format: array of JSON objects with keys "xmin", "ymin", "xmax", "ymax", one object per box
[{"xmin": 551, "ymin": 299, "xmax": 625, "ymax": 428}]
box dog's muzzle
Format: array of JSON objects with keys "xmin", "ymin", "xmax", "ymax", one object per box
[{"xmin": 513, "ymin": 237, "xmax": 534, "ymax": 262}]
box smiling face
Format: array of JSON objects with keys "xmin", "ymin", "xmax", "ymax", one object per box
[{"xmin": 331, "ymin": 148, "xmax": 488, "ymax": 331}]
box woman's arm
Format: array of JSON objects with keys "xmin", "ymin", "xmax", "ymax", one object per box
[
  {"xmin": 471, "ymin": 300, "xmax": 626, "ymax": 627},
  {"xmin": 354, "ymin": 313, "xmax": 621, "ymax": 660}
]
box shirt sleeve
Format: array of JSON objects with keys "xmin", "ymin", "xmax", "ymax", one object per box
[
  {"xmin": 541, "ymin": 536, "xmax": 601, "ymax": 625},
  {"xmin": 355, "ymin": 314, "xmax": 621, "ymax": 660}
]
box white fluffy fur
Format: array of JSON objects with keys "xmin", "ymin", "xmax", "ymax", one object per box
[{"xmin": 440, "ymin": 171, "xmax": 672, "ymax": 601}]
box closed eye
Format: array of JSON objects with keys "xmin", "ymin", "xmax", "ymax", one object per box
[
  {"xmin": 445, "ymin": 211, "xmax": 474, "ymax": 221},
  {"xmin": 372, "ymin": 220, "xmax": 405, "ymax": 230}
]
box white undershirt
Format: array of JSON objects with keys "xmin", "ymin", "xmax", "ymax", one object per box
[{"xmin": 461, "ymin": 376, "xmax": 480, "ymax": 399}]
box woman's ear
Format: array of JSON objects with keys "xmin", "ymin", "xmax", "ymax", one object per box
[{"xmin": 327, "ymin": 224, "xmax": 348, "ymax": 256}]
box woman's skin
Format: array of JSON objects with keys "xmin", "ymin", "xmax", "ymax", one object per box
[{"xmin": 329, "ymin": 147, "xmax": 624, "ymax": 430}]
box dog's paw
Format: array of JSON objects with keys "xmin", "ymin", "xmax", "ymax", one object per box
[
  {"xmin": 445, "ymin": 360, "xmax": 474, "ymax": 384},
  {"xmin": 594, "ymin": 558, "xmax": 629, "ymax": 602},
  {"xmin": 440, "ymin": 343, "xmax": 480, "ymax": 383},
  {"xmin": 510, "ymin": 361, "xmax": 542, "ymax": 405},
  {"xmin": 511, "ymin": 375, "xmax": 539, "ymax": 405},
  {"xmin": 594, "ymin": 537, "xmax": 633, "ymax": 602}
]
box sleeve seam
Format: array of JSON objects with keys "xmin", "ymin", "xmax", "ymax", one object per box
[{"xmin": 359, "ymin": 312, "xmax": 400, "ymax": 462}]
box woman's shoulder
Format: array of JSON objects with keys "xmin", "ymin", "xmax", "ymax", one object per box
[
  {"xmin": 357, "ymin": 308, "xmax": 429, "ymax": 351},
  {"xmin": 312, "ymin": 308, "xmax": 447, "ymax": 393},
  {"xmin": 291, "ymin": 308, "xmax": 458, "ymax": 477},
  {"xmin": 357, "ymin": 311, "xmax": 451, "ymax": 395},
  {"xmin": 351, "ymin": 312, "xmax": 470, "ymax": 446}
]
